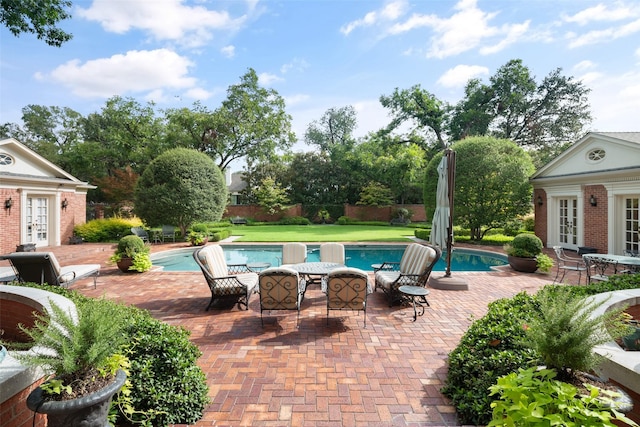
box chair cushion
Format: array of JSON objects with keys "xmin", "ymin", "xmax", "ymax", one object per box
[
  {"xmin": 282, "ymin": 243, "xmax": 307, "ymax": 265},
  {"xmin": 236, "ymin": 273, "xmax": 259, "ymax": 293},
  {"xmin": 325, "ymin": 267, "xmax": 370, "ymax": 309},
  {"xmin": 259, "ymin": 267, "xmax": 300, "ymax": 310},
  {"xmin": 59, "ymin": 264, "xmax": 101, "ymax": 284},
  {"xmin": 320, "ymin": 243, "xmax": 345, "ymax": 264},
  {"xmin": 374, "ymin": 271, "xmax": 402, "ymax": 291},
  {"xmin": 399, "ymin": 244, "xmax": 436, "ymax": 275},
  {"xmin": 197, "ymin": 245, "xmax": 228, "ymax": 277}
]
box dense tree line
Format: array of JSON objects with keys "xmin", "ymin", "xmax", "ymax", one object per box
[{"xmin": 2, "ymin": 60, "xmax": 592, "ymax": 238}]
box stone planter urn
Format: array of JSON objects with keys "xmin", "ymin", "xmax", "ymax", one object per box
[
  {"xmin": 27, "ymin": 369, "xmax": 127, "ymax": 427},
  {"xmin": 507, "ymin": 256, "xmax": 538, "ymax": 273},
  {"xmin": 116, "ymin": 257, "xmax": 134, "ymax": 273}
]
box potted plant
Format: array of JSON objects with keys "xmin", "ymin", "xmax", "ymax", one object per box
[
  {"xmin": 188, "ymin": 223, "xmax": 209, "ymax": 246},
  {"xmin": 519, "ymin": 287, "xmax": 634, "ymax": 412},
  {"xmin": 15, "ymin": 298, "xmax": 128, "ymax": 427},
  {"xmin": 504, "ymin": 233, "xmax": 547, "ymax": 273},
  {"xmin": 109, "ymin": 235, "xmax": 152, "ymax": 273}
]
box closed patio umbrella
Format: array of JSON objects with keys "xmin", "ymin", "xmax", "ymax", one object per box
[{"xmin": 430, "ymin": 154, "xmax": 449, "ymax": 251}]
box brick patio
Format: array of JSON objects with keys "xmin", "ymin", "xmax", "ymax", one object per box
[{"xmin": 4, "ymin": 242, "xmax": 563, "ymax": 426}]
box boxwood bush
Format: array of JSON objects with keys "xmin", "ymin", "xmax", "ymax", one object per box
[
  {"xmin": 11, "ymin": 282, "xmax": 209, "ymax": 426},
  {"xmin": 442, "ymin": 274, "xmax": 640, "ymax": 426}
]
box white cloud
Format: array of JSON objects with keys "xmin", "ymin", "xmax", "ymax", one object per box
[
  {"xmin": 567, "ymin": 18, "xmax": 640, "ymax": 48},
  {"xmin": 573, "ymin": 60, "xmax": 597, "ymax": 72},
  {"xmin": 588, "ymin": 70, "xmax": 640, "ymax": 131},
  {"xmin": 258, "ymin": 72, "xmax": 283, "ymax": 86},
  {"xmin": 437, "ymin": 64, "xmax": 489, "ymax": 88},
  {"xmin": 387, "ymin": 0, "xmax": 529, "ymax": 59},
  {"xmin": 221, "ymin": 45, "xmax": 236, "ymax": 58},
  {"xmin": 43, "ymin": 49, "xmax": 199, "ymax": 98},
  {"xmin": 184, "ymin": 87, "xmax": 213, "ymax": 100},
  {"xmin": 281, "ymin": 58, "xmax": 310, "ymax": 74},
  {"xmin": 76, "ymin": 0, "xmax": 249, "ymax": 48},
  {"xmin": 340, "ymin": 0, "xmax": 408, "ymax": 35},
  {"xmin": 284, "ymin": 94, "xmax": 310, "ymax": 106},
  {"xmin": 563, "ymin": 3, "xmax": 636, "ymax": 26}
]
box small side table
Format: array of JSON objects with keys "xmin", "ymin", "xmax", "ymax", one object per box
[
  {"xmin": 398, "ymin": 285, "xmax": 430, "ymax": 321},
  {"xmin": 247, "ymin": 262, "xmax": 271, "ymax": 272}
]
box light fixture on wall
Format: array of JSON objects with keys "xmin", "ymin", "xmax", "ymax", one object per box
[
  {"xmin": 61, "ymin": 198, "xmax": 69, "ymax": 210},
  {"xmin": 4, "ymin": 197, "xmax": 12, "ymax": 209},
  {"xmin": 589, "ymin": 195, "xmax": 597, "ymax": 207},
  {"xmin": 537, "ymin": 196, "xmax": 543, "ymax": 206}
]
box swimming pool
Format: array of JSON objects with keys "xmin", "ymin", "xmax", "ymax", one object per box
[{"xmin": 151, "ymin": 244, "xmax": 507, "ymax": 272}]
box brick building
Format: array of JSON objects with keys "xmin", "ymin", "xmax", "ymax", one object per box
[
  {"xmin": 0, "ymin": 138, "xmax": 94, "ymax": 254},
  {"xmin": 531, "ymin": 132, "xmax": 640, "ymax": 255}
]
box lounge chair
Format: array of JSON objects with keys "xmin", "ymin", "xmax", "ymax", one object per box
[
  {"xmin": 552, "ymin": 246, "xmax": 587, "ymax": 285},
  {"xmin": 0, "ymin": 266, "xmax": 17, "ymax": 283},
  {"xmin": 193, "ymin": 245, "xmax": 258, "ymax": 311},
  {"xmin": 280, "ymin": 243, "xmax": 307, "ymax": 266},
  {"xmin": 374, "ymin": 243, "xmax": 441, "ymax": 306},
  {"xmin": 323, "ymin": 267, "xmax": 370, "ymax": 327},
  {"xmin": 0, "ymin": 252, "xmax": 100, "ymax": 288},
  {"xmin": 258, "ymin": 267, "xmax": 305, "ymax": 326},
  {"xmin": 319, "ymin": 243, "xmax": 345, "ymax": 265},
  {"xmin": 131, "ymin": 226, "xmax": 150, "ymax": 242}
]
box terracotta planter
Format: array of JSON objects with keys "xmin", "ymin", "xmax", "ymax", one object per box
[
  {"xmin": 507, "ymin": 255, "xmax": 538, "ymax": 273},
  {"xmin": 116, "ymin": 257, "xmax": 134, "ymax": 273},
  {"xmin": 27, "ymin": 369, "xmax": 126, "ymax": 427}
]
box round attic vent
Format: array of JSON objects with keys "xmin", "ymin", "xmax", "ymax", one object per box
[
  {"xmin": 0, "ymin": 153, "xmax": 14, "ymax": 165},
  {"xmin": 587, "ymin": 148, "xmax": 605, "ymax": 162}
]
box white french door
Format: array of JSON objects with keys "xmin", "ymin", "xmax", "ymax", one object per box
[
  {"xmin": 558, "ymin": 198, "xmax": 578, "ymax": 248},
  {"xmin": 624, "ymin": 197, "xmax": 640, "ymax": 254},
  {"xmin": 26, "ymin": 197, "xmax": 49, "ymax": 246}
]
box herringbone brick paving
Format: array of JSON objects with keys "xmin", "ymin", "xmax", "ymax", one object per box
[{"xmin": 6, "ymin": 242, "xmax": 572, "ymax": 426}]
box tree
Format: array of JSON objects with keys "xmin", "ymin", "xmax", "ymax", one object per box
[
  {"xmin": 356, "ymin": 182, "xmax": 394, "ymax": 207},
  {"xmin": 304, "ymin": 106, "xmax": 357, "ymax": 153},
  {"xmin": 1, "ymin": 0, "xmax": 73, "ymax": 46},
  {"xmin": 164, "ymin": 69, "xmax": 295, "ymax": 171},
  {"xmin": 424, "ymin": 137, "xmax": 535, "ymax": 241},
  {"xmin": 254, "ymin": 177, "xmax": 289, "ymax": 215},
  {"xmin": 379, "ymin": 85, "xmax": 448, "ymax": 150},
  {"xmin": 134, "ymin": 148, "xmax": 227, "ymax": 236},
  {"xmin": 449, "ymin": 59, "xmax": 592, "ymax": 166}
]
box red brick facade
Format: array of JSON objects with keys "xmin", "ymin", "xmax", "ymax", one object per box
[{"xmin": 582, "ymin": 184, "xmax": 608, "ymax": 253}]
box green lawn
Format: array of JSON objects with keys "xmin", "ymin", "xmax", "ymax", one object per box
[{"xmin": 229, "ymin": 225, "xmax": 420, "ymax": 242}]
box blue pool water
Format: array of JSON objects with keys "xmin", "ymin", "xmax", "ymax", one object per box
[{"xmin": 152, "ymin": 245, "xmax": 507, "ymax": 272}]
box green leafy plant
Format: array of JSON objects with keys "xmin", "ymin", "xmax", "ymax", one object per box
[
  {"xmin": 15, "ymin": 297, "xmax": 127, "ymax": 398},
  {"xmin": 109, "ymin": 235, "xmax": 152, "ymax": 272},
  {"xmin": 504, "ymin": 233, "xmax": 543, "ymax": 258},
  {"xmin": 535, "ymin": 253, "xmax": 554, "ymax": 272},
  {"xmin": 522, "ymin": 286, "xmax": 630, "ymax": 382},
  {"xmin": 489, "ymin": 367, "xmax": 637, "ymax": 426}
]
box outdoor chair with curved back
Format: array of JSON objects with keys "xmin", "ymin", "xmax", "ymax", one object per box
[
  {"xmin": 193, "ymin": 245, "xmax": 258, "ymax": 311},
  {"xmin": 374, "ymin": 243, "xmax": 442, "ymax": 306},
  {"xmin": 0, "ymin": 252, "xmax": 100, "ymax": 288},
  {"xmin": 323, "ymin": 267, "xmax": 371, "ymax": 327},
  {"xmin": 319, "ymin": 243, "xmax": 345, "ymax": 264},
  {"xmin": 280, "ymin": 243, "xmax": 308, "ymax": 266},
  {"xmin": 258, "ymin": 267, "xmax": 305, "ymax": 327},
  {"xmin": 552, "ymin": 246, "xmax": 587, "ymax": 285}
]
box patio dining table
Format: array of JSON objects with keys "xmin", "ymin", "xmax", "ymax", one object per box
[
  {"xmin": 584, "ymin": 253, "xmax": 640, "ymax": 268},
  {"xmin": 288, "ymin": 262, "xmax": 346, "ymax": 294}
]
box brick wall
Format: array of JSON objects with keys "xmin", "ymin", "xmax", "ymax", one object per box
[
  {"xmin": 583, "ymin": 185, "xmax": 608, "ymax": 253},
  {"xmin": 344, "ymin": 204, "xmax": 427, "ymax": 222},
  {"xmin": 534, "ymin": 190, "xmax": 548, "ymax": 246},
  {"xmin": 0, "ymin": 189, "xmax": 20, "ymax": 255},
  {"xmin": 224, "ymin": 204, "xmax": 303, "ymax": 222},
  {"xmin": 0, "ymin": 382, "xmax": 46, "ymax": 427},
  {"xmin": 60, "ymin": 192, "xmax": 88, "ymax": 245}
]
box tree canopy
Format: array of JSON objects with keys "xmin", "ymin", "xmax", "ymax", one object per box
[
  {"xmin": 424, "ymin": 136, "xmax": 535, "ymax": 240},
  {"xmin": 1, "ymin": 0, "xmax": 73, "ymax": 46},
  {"xmin": 134, "ymin": 148, "xmax": 227, "ymax": 236}
]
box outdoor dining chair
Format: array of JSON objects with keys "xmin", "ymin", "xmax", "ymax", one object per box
[
  {"xmin": 552, "ymin": 246, "xmax": 587, "ymax": 285},
  {"xmin": 258, "ymin": 267, "xmax": 305, "ymax": 326},
  {"xmin": 583, "ymin": 254, "xmax": 618, "ymax": 285},
  {"xmin": 323, "ymin": 267, "xmax": 370, "ymax": 327},
  {"xmin": 193, "ymin": 245, "xmax": 258, "ymax": 311},
  {"xmin": 0, "ymin": 252, "xmax": 100, "ymax": 288},
  {"xmin": 374, "ymin": 243, "xmax": 441, "ymax": 306},
  {"xmin": 319, "ymin": 243, "xmax": 345, "ymax": 264},
  {"xmin": 280, "ymin": 243, "xmax": 307, "ymax": 266},
  {"xmin": 131, "ymin": 226, "xmax": 150, "ymax": 242},
  {"xmin": 161, "ymin": 225, "xmax": 177, "ymax": 243}
]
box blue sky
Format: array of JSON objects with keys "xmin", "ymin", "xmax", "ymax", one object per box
[{"xmin": 2, "ymin": 0, "xmax": 639, "ymax": 165}]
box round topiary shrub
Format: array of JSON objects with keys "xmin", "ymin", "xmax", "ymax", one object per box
[
  {"xmin": 506, "ymin": 233, "xmax": 543, "ymax": 258},
  {"xmin": 117, "ymin": 235, "xmax": 146, "ymax": 256}
]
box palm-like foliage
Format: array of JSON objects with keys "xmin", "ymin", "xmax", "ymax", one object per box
[{"xmin": 17, "ymin": 298, "xmax": 126, "ymax": 378}]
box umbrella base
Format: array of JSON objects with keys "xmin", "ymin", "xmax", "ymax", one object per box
[{"xmin": 429, "ymin": 274, "xmax": 468, "ymax": 291}]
